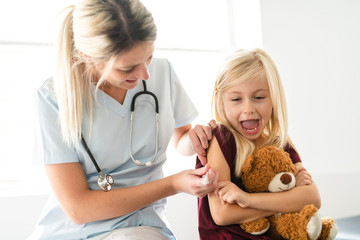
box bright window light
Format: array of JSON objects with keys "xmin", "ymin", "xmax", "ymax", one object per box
[{"xmin": 0, "ymin": 0, "xmax": 262, "ymax": 192}]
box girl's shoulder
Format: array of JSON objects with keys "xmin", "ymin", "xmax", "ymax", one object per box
[
  {"xmin": 214, "ymin": 124, "xmax": 234, "ymax": 143},
  {"xmin": 213, "ymin": 124, "xmax": 237, "ymax": 165},
  {"xmin": 284, "ymin": 143, "xmax": 302, "ymax": 164}
]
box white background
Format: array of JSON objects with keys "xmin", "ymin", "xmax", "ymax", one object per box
[{"xmin": 0, "ymin": 0, "xmax": 359, "ymax": 239}]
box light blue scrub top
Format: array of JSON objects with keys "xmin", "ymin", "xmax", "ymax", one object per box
[{"xmin": 29, "ymin": 58, "xmax": 198, "ymax": 240}]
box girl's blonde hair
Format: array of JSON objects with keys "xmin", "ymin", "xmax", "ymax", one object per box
[
  {"xmin": 212, "ymin": 48, "xmax": 293, "ymax": 177},
  {"xmin": 54, "ymin": 0, "xmax": 157, "ymax": 147}
]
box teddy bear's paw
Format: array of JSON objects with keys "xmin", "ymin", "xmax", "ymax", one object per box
[
  {"xmin": 307, "ymin": 211, "xmax": 322, "ymax": 240},
  {"xmin": 327, "ymin": 222, "xmax": 338, "ymax": 240},
  {"xmin": 317, "ymin": 217, "xmax": 338, "ymax": 240},
  {"xmin": 240, "ymin": 218, "xmax": 270, "ymax": 235}
]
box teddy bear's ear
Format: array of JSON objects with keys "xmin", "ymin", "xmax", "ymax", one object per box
[{"xmin": 264, "ymin": 146, "xmax": 296, "ymax": 174}]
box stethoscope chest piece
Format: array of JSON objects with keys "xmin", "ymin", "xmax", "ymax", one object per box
[
  {"xmin": 97, "ymin": 172, "xmax": 114, "ymax": 191},
  {"xmin": 81, "ymin": 135, "xmax": 115, "ymax": 191}
]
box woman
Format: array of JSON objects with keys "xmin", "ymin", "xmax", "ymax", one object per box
[{"xmin": 29, "ymin": 0, "xmax": 217, "ymax": 239}]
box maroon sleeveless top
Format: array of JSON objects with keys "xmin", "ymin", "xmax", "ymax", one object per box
[{"xmin": 195, "ymin": 125, "xmax": 301, "ymax": 240}]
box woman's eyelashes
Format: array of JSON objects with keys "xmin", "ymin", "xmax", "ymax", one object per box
[
  {"xmin": 118, "ymin": 56, "xmax": 153, "ymax": 74},
  {"xmin": 120, "ymin": 68, "xmax": 134, "ymax": 73}
]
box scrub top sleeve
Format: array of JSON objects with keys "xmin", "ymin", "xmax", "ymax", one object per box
[
  {"xmin": 167, "ymin": 61, "xmax": 198, "ymax": 128},
  {"xmin": 34, "ymin": 79, "xmax": 79, "ymax": 165}
]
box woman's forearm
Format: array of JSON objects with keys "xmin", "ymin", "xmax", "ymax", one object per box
[
  {"xmin": 50, "ymin": 169, "xmax": 178, "ymax": 224},
  {"xmin": 47, "ymin": 163, "xmax": 217, "ymax": 225}
]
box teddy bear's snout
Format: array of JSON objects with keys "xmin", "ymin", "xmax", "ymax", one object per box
[
  {"xmin": 268, "ymin": 172, "xmax": 296, "ymax": 192},
  {"xmin": 280, "ymin": 173, "xmax": 292, "ymax": 185}
]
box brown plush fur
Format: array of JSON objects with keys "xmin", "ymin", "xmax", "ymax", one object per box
[
  {"xmin": 239, "ymin": 146, "xmax": 337, "ymax": 240},
  {"xmin": 241, "ymin": 146, "xmax": 296, "ymax": 193},
  {"xmin": 267, "ymin": 204, "xmax": 319, "ymax": 240},
  {"xmin": 318, "ymin": 217, "xmax": 337, "ymax": 240}
]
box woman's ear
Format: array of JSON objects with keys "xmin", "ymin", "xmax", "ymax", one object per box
[{"xmin": 79, "ymin": 51, "xmax": 94, "ymax": 64}]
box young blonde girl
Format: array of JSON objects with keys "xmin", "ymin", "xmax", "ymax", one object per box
[{"xmin": 196, "ymin": 48, "xmax": 320, "ymax": 240}]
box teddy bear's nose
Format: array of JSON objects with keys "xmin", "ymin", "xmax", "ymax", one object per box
[{"xmin": 280, "ymin": 173, "xmax": 292, "ymax": 185}]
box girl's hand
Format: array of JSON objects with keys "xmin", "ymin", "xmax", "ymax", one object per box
[
  {"xmin": 295, "ymin": 164, "xmax": 313, "ymax": 186},
  {"xmin": 215, "ymin": 181, "xmax": 251, "ymax": 208},
  {"xmin": 189, "ymin": 120, "xmax": 217, "ymax": 165},
  {"xmin": 174, "ymin": 164, "xmax": 218, "ymax": 198}
]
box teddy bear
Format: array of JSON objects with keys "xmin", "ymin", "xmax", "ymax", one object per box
[{"xmin": 239, "ymin": 145, "xmax": 338, "ymax": 240}]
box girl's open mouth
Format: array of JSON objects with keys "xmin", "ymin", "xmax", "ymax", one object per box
[{"xmin": 240, "ymin": 119, "xmax": 260, "ymax": 134}]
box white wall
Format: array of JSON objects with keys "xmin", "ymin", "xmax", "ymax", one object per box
[
  {"xmin": 260, "ymin": 0, "xmax": 360, "ymax": 219},
  {"xmin": 1, "ymin": 1, "xmax": 360, "ymax": 239}
]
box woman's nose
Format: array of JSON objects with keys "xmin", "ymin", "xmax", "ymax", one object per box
[{"xmin": 135, "ymin": 63, "xmax": 150, "ymax": 80}]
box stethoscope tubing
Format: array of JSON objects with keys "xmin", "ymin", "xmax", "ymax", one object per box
[
  {"xmin": 129, "ymin": 80, "xmax": 159, "ymax": 166},
  {"xmin": 81, "ymin": 135, "xmax": 101, "ymax": 173},
  {"xmin": 131, "ymin": 80, "xmax": 159, "ymax": 113},
  {"xmin": 80, "ymin": 80, "xmax": 159, "ymax": 191}
]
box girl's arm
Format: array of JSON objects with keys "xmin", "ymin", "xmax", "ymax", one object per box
[
  {"xmin": 217, "ymin": 180, "xmax": 321, "ymax": 213},
  {"xmin": 208, "ymin": 137, "xmax": 321, "ymax": 226},
  {"xmin": 207, "ymin": 137, "xmax": 275, "ymax": 226},
  {"xmin": 294, "ymin": 162, "xmax": 313, "ymax": 186},
  {"xmin": 46, "ymin": 161, "xmax": 216, "ymax": 225}
]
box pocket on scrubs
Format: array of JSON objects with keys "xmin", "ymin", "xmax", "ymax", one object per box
[{"xmin": 89, "ymin": 226, "xmax": 169, "ymax": 240}]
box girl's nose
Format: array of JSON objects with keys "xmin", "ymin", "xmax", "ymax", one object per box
[
  {"xmin": 135, "ymin": 63, "xmax": 150, "ymax": 80},
  {"xmin": 243, "ymin": 100, "xmax": 255, "ymax": 114}
]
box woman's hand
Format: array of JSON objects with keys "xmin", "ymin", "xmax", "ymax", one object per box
[
  {"xmin": 294, "ymin": 163, "xmax": 313, "ymax": 187},
  {"xmin": 216, "ymin": 181, "xmax": 251, "ymax": 208},
  {"xmin": 173, "ymin": 164, "xmax": 218, "ymax": 198},
  {"xmin": 189, "ymin": 120, "xmax": 217, "ymax": 165}
]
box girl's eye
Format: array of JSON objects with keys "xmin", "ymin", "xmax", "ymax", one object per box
[
  {"xmin": 254, "ymin": 96, "xmax": 265, "ymax": 100},
  {"xmin": 231, "ymin": 98, "xmax": 241, "ymax": 102}
]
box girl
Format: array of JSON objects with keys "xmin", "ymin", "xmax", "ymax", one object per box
[
  {"xmin": 29, "ymin": 0, "xmax": 217, "ymax": 239},
  {"xmin": 196, "ymin": 48, "xmax": 320, "ymax": 239}
]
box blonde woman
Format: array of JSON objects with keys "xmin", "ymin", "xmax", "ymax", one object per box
[
  {"xmin": 196, "ymin": 49, "xmax": 320, "ymax": 239},
  {"xmin": 29, "ymin": 0, "xmax": 218, "ymax": 239}
]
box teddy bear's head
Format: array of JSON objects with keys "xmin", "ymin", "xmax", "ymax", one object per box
[{"xmin": 241, "ymin": 146, "xmax": 296, "ymax": 193}]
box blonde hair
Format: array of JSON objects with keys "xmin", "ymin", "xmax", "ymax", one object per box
[
  {"xmin": 54, "ymin": 0, "xmax": 156, "ymax": 147},
  {"xmin": 212, "ymin": 48, "xmax": 293, "ymax": 177}
]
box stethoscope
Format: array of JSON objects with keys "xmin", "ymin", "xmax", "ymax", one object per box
[{"xmin": 81, "ymin": 80, "xmax": 159, "ymax": 191}]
